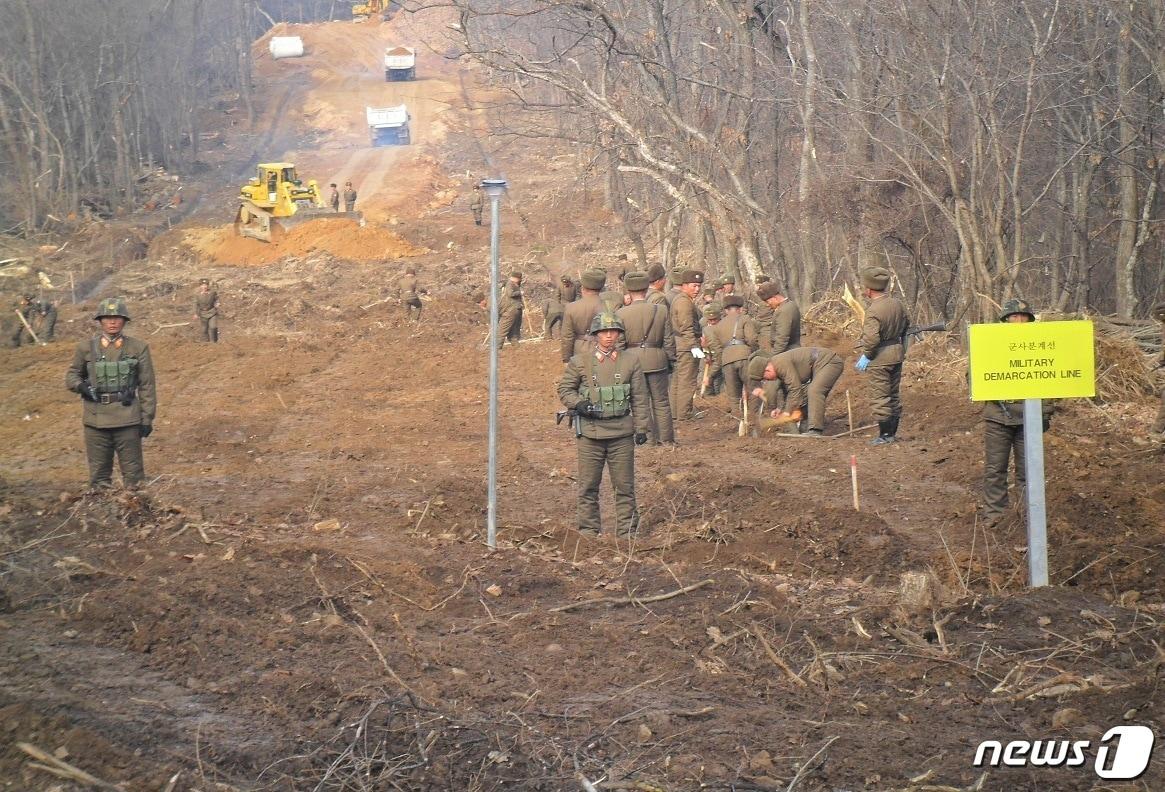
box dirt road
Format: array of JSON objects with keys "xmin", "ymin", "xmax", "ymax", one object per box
[{"xmin": 2, "ymin": 8, "xmax": 1164, "ymax": 792}]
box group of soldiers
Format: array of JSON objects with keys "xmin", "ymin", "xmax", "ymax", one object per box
[
  {"xmin": 553, "ymin": 264, "xmax": 910, "ymax": 535},
  {"xmin": 328, "ymin": 181, "xmax": 359, "ymax": 213}
]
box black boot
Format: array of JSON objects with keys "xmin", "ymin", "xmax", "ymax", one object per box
[
  {"xmin": 870, "ymin": 419, "xmax": 895, "ymax": 445},
  {"xmin": 888, "ymin": 415, "xmax": 900, "ymax": 438}
]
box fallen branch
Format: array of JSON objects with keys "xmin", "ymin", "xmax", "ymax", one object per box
[
  {"xmin": 17, "ymin": 743, "xmax": 123, "ymax": 791},
  {"xmin": 785, "ymin": 735, "xmax": 839, "ymax": 792},
  {"xmin": 151, "ymin": 321, "xmax": 191, "ymax": 335},
  {"xmin": 549, "ymin": 578, "xmax": 714, "ymax": 613},
  {"xmin": 750, "ymin": 623, "xmax": 807, "ymax": 688}
]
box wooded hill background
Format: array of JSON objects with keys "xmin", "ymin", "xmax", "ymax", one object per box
[{"xmin": 2, "ymin": 0, "xmax": 1162, "ymax": 322}]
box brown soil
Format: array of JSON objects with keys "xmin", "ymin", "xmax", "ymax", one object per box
[
  {"xmin": 2, "ymin": 7, "xmax": 1164, "ymax": 792},
  {"xmin": 182, "ymin": 218, "xmax": 429, "ymax": 266}
]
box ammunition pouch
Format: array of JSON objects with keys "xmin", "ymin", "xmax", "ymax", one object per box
[{"xmin": 585, "ymin": 384, "xmax": 631, "ymax": 419}]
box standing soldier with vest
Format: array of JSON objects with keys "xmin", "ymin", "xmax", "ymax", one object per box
[
  {"xmin": 1153, "ymin": 301, "xmax": 1165, "ymax": 437},
  {"xmin": 397, "ymin": 266, "xmax": 426, "ymax": 321},
  {"xmin": 705, "ymin": 295, "xmax": 758, "ymax": 414},
  {"xmin": 981, "ymin": 299, "xmax": 1055, "ymax": 523},
  {"xmin": 561, "ymin": 269, "xmax": 606, "ymax": 362},
  {"xmin": 65, "ymin": 297, "xmax": 157, "ymax": 490},
  {"xmin": 343, "ymin": 181, "xmax": 358, "ymax": 212},
  {"xmin": 558, "ymin": 312, "xmax": 650, "ymax": 536},
  {"xmin": 757, "ymin": 282, "xmax": 801, "ymax": 354},
  {"xmin": 544, "ymin": 275, "xmax": 577, "ymax": 339},
  {"xmin": 497, "ymin": 271, "xmax": 525, "ymax": 348},
  {"xmin": 750, "ymin": 347, "xmax": 844, "ymax": 436},
  {"xmin": 670, "ymin": 269, "xmax": 704, "ymax": 420},
  {"xmin": 618, "ymin": 271, "xmax": 676, "ymax": 445},
  {"xmin": 193, "ymin": 278, "xmax": 220, "ymax": 342},
  {"xmin": 854, "ymin": 266, "xmax": 910, "ymax": 444}
]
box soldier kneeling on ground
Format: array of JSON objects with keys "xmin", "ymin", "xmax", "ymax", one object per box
[
  {"xmin": 65, "ymin": 297, "xmax": 157, "ymax": 491},
  {"xmin": 557, "ymin": 312, "xmax": 650, "ymax": 537}
]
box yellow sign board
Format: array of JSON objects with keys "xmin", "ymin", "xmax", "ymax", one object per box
[{"xmin": 968, "ymin": 320, "xmax": 1095, "ymax": 400}]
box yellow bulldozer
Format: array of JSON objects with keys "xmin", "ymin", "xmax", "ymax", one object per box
[
  {"xmin": 235, "ymin": 163, "xmax": 360, "ymax": 242},
  {"xmin": 352, "ymin": 0, "xmax": 388, "ymax": 21}
]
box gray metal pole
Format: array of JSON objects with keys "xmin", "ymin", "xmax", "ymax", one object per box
[
  {"xmin": 1023, "ymin": 398, "xmax": 1049, "ymax": 587},
  {"xmin": 486, "ymin": 190, "xmax": 502, "ymax": 550}
]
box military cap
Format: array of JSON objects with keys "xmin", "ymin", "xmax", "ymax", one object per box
[
  {"xmin": 95, "ymin": 296, "xmax": 131, "ymax": 321},
  {"xmin": 681, "ymin": 268, "xmax": 704, "ymax": 285},
  {"xmin": 701, "ymin": 283, "xmax": 716, "ymax": 295},
  {"xmin": 510, "ymin": 271, "xmax": 523, "ymax": 281},
  {"xmin": 719, "ymin": 274, "xmax": 736, "ymax": 285},
  {"xmin": 581, "ymin": 269, "xmax": 606, "ymax": 290},
  {"xmin": 860, "ymin": 266, "xmax": 892, "ymax": 291},
  {"xmin": 702, "ymin": 304, "xmax": 722, "ymax": 321},
  {"xmin": 755, "ymin": 274, "xmax": 772, "ymax": 284},
  {"xmin": 623, "ymin": 271, "xmax": 650, "ymax": 291},
  {"xmin": 405, "ymin": 266, "xmax": 416, "ymax": 275},
  {"xmin": 1152, "ymin": 302, "xmax": 1165, "ymax": 322},
  {"xmin": 198, "ymin": 278, "xmax": 210, "ymax": 285},
  {"xmin": 589, "ymin": 311, "xmax": 625, "ymax": 334},
  {"xmin": 757, "ymin": 282, "xmax": 783, "ymax": 300},
  {"xmin": 999, "ymin": 298, "xmax": 1036, "ymax": 323},
  {"xmin": 722, "ymin": 295, "xmax": 745, "ymax": 309},
  {"xmin": 561, "ymin": 274, "xmax": 572, "ymax": 283},
  {"xmin": 747, "ymin": 353, "xmax": 771, "ymax": 381},
  {"xmin": 646, "ymin": 263, "xmax": 666, "ymax": 282}
]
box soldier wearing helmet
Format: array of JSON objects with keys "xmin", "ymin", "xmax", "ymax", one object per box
[
  {"xmin": 981, "ymin": 298, "xmax": 1055, "ymax": 525},
  {"xmin": 65, "ymin": 296, "xmax": 157, "ymax": 490},
  {"xmin": 1151, "ymin": 301, "xmax": 1165, "ymax": 436},
  {"xmin": 557, "ymin": 310, "xmax": 651, "ymax": 537}
]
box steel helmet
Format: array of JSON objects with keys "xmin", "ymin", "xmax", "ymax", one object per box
[
  {"xmin": 94, "ymin": 296, "xmax": 131, "ymax": 321},
  {"xmin": 999, "ymin": 298, "xmax": 1035, "ymax": 322},
  {"xmin": 589, "ymin": 311, "xmax": 625, "ymax": 335}
]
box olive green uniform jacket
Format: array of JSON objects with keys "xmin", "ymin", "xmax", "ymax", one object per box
[
  {"xmin": 560, "ymin": 293, "xmax": 603, "ymax": 362},
  {"xmin": 856, "ymin": 294, "xmax": 910, "ymax": 421},
  {"xmin": 769, "ymin": 299, "xmax": 802, "ymax": 355},
  {"xmin": 65, "ymin": 334, "xmax": 157, "ymax": 429},
  {"xmin": 558, "ymin": 351, "xmax": 650, "ymax": 440}
]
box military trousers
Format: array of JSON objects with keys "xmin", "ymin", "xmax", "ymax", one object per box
[
  {"xmin": 806, "ymin": 359, "xmax": 844, "ymax": 431},
  {"xmin": 722, "ymin": 360, "xmax": 748, "ymax": 414},
  {"xmin": 84, "ymin": 425, "xmax": 145, "ymax": 488},
  {"xmin": 670, "ymin": 352, "xmax": 699, "ymax": 419},
  {"xmin": 984, "ymin": 419, "xmax": 1034, "ymax": 519},
  {"xmin": 643, "ymin": 369, "xmax": 674, "ymax": 444},
  {"xmin": 576, "ymin": 434, "xmax": 638, "ymax": 535},
  {"xmin": 497, "ymin": 308, "xmax": 522, "ymax": 347},
  {"xmin": 404, "ymin": 297, "xmax": 422, "ymax": 321},
  {"xmin": 39, "ymin": 313, "xmax": 56, "ymax": 341},
  {"xmin": 544, "ymin": 310, "xmax": 564, "ymax": 338},
  {"xmin": 199, "ymin": 315, "xmax": 219, "ymax": 342},
  {"xmin": 866, "ymin": 363, "xmax": 902, "ymax": 421}
]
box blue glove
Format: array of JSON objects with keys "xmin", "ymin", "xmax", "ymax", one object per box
[{"xmin": 855, "ymin": 354, "xmax": 870, "ymax": 372}]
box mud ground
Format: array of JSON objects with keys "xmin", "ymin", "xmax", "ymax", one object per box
[{"xmin": 2, "ymin": 8, "xmax": 1164, "ymax": 792}]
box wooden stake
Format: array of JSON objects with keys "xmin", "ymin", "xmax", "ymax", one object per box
[
  {"xmin": 846, "ymin": 389, "xmax": 854, "ymax": 433},
  {"xmin": 850, "ymin": 454, "xmax": 860, "ymax": 511},
  {"xmin": 14, "ymin": 310, "xmax": 42, "ymax": 345},
  {"xmin": 738, "ymin": 386, "xmax": 748, "ymax": 436},
  {"xmin": 69, "ymin": 271, "xmax": 76, "ymax": 304}
]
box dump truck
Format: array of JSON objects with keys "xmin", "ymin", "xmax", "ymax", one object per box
[
  {"xmin": 366, "ymin": 105, "xmax": 411, "ymax": 146},
  {"xmin": 235, "ymin": 163, "xmax": 361, "ymax": 242},
  {"xmin": 384, "ymin": 47, "xmax": 416, "ymax": 81}
]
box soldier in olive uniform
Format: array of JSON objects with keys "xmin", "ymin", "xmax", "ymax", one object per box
[
  {"xmin": 854, "ymin": 266, "xmax": 910, "ymax": 445},
  {"xmin": 329, "ymin": 183, "xmax": 340, "ymax": 212},
  {"xmin": 669, "ymin": 269, "xmax": 704, "ymax": 420},
  {"xmin": 751, "ymin": 347, "xmax": 844, "ymax": 436},
  {"xmin": 469, "ymin": 185, "xmax": 484, "ymax": 226},
  {"xmin": 497, "ymin": 271, "xmax": 525, "ymax": 348},
  {"xmin": 544, "ymin": 275, "xmax": 577, "ymax": 338},
  {"xmin": 751, "ymin": 275, "xmax": 775, "ymax": 348},
  {"xmin": 561, "ymin": 269, "xmax": 606, "ymax": 362},
  {"xmin": 646, "ymin": 263, "xmax": 671, "ymax": 310},
  {"xmin": 397, "ymin": 266, "xmax": 427, "ymax": 321},
  {"xmin": 32, "ymin": 297, "xmax": 58, "ymax": 341},
  {"xmin": 10, "ymin": 294, "xmax": 36, "ymax": 347},
  {"xmin": 982, "ymin": 299, "xmax": 1055, "ymax": 522},
  {"xmin": 65, "ymin": 297, "xmax": 157, "ymax": 489},
  {"xmin": 757, "ymin": 282, "xmax": 801, "ymax": 354},
  {"xmin": 700, "ymin": 302, "xmax": 723, "ymax": 396},
  {"xmin": 343, "ymin": 181, "xmax": 358, "ymax": 212},
  {"xmin": 1153, "ymin": 301, "xmax": 1165, "ymax": 436},
  {"xmin": 558, "ymin": 312, "xmax": 651, "ymax": 536},
  {"xmin": 193, "ymin": 279, "xmax": 220, "ymax": 342},
  {"xmin": 716, "ymin": 274, "xmax": 736, "ymax": 300},
  {"xmin": 705, "ymin": 295, "xmax": 758, "ymax": 412},
  {"xmin": 618, "ymin": 271, "xmax": 676, "ymax": 445}
]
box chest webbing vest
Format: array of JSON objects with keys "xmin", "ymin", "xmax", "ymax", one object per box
[
  {"xmin": 90, "ymin": 337, "xmax": 140, "ymax": 396},
  {"xmin": 584, "ymin": 354, "xmax": 632, "ymax": 419}
]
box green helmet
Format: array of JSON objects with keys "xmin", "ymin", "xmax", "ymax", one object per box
[
  {"xmin": 999, "ymin": 298, "xmax": 1034, "ymax": 323},
  {"xmin": 589, "ymin": 311, "xmax": 625, "ymax": 335},
  {"xmin": 95, "ymin": 296, "xmax": 131, "ymax": 321}
]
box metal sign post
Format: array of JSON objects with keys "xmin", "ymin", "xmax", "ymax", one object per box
[
  {"xmin": 967, "ymin": 320, "xmax": 1095, "ymax": 588},
  {"xmin": 481, "ymin": 178, "xmax": 507, "ymax": 550}
]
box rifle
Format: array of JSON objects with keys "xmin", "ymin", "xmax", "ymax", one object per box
[
  {"xmin": 556, "ymin": 408, "xmax": 582, "ymax": 438},
  {"xmin": 904, "ymin": 321, "xmax": 947, "ymax": 351}
]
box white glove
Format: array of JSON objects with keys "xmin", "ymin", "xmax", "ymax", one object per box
[{"xmin": 691, "ymin": 348, "xmax": 705, "ymax": 359}]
